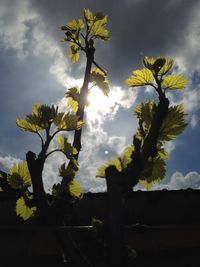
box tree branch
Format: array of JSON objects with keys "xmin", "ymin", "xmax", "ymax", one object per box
[{"xmin": 93, "ymin": 60, "xmax": 107, "ymax": 76}]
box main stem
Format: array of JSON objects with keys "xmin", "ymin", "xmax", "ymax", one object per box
[
  {"xmin": 73, "ymin": 46, "xmax": 95, "ymax": 157},
  {"xmin": 105, "ymin": 90, "xmax": 169, "ymax": 267},
  {"xmin": 53, "ymin": 45, "xmax": 95, "ymax": 207}
]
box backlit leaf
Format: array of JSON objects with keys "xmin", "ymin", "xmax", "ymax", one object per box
[
  {"xmin": 162, "ymin": 74, "xmax": 188, "ymax": 90},
  {"xmin": 68, "ymin": 180, "xmax": 83, "ymax": 199},
  {"xmin": 59, "ymin": 162, "xmax": 78, "ymax": 182},
  {"xmin": 96, "ymin": 159, "xmax": 122, "ymax": 178},
  {"xmin": 17, "ymin": 103, "xmax": 58, "ymax": 132},
  {"xmin": 90, "ymin": 67, "xmax": 110, "ymax": 95},
  {"xmin": 139, "ymin": 180, "xmax": 154, "ymax": 190},
  {"xmin": 159, "ymin": 104, "xmax": 187, "ymax": 142},
  {"xmin": 140, "ymin": 156, "xmax": 166, "ymax": 183},
  {"xmin": 84, "ymin": 9, "xmax": 94, "ymax": 23},
  {"xmin": 126, "ymin": 68, "xmax": 154, "ymax": 88},
  {"xmin": 69, "ymin": 43, "xmax": 80, "ymax": 64},
  {"xmin": 58, "ymin": 135, "xmax": 78, "ymax": 159},
  {"xmin": 65, "ymin": 86, "xmax": 80, "ymax": 112},
  {"xmin": 67, "ymin": 98, "xmax": 79, "ymax": 112},
  {"xmin": 57, "ymin": 112, "xmax": 84, "ymax": 131},
  {"xmin": 61, "ymin": 19, "xmax": 84, "ymax": 32},
  {"xmin": 65, "ymin": 86, "xmax": 80, "ymax": 101},
  {"xmin": 158, "ymin": 148, "xmax": 169, "ymax": 160},
  {"xmin": 53, "ymin": 112, "xmax": 65, "ymax": 126},
  {"xmin": 8, "ymin": 162, "xmax": 31, "ymax": 190},
  {"xmin": 120, "ymin": 146, "xmax": 134, "ymax": 169},
  {"xmin": 143, "ymin": 56, "xmax": 174, "ymax": 76},
  {"xmin": 27, "ymin": 104, "xmax": 57, "ymax": 129},
  {"xmin": 90, "ymin": 16, "xmax": 110, "ymax": 41},
  {"xmin": 134, "ymin": 100, "xmax": 156, "ymax": 132},
  {"xmin": 16, "ymin": 118, "xmax": 42, "ymax": 132},
  {"xmin": 16, "ymin": 197, "xmax": 36, "ymax": 220}
]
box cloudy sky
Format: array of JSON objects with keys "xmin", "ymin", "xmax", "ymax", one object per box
[{"xmin": 1, "ymin": 0, "xmax": 200, "ymax": 192}]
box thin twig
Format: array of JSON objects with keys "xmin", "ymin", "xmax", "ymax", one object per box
[{"xmin": 93, "ymin": 60, "xmax": 107, "ymax": 76}]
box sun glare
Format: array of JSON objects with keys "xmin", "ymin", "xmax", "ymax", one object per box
[
  {"xmin": 86, "ymin": 85, "xmax": 135, "ymax": 124},
  {"xmin": 86, "ymin": 87, "xmax": 118, "ymax": 122}
]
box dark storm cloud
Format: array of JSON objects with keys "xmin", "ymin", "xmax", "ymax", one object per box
[{"xmin": 30, "ymin": 0, "xmax": 199, "ymax": 84}]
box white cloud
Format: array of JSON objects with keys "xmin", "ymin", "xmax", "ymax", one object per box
[
  {"xmin": 168, "ymin": 171, "xmax": 200, "ymax": 190},
  {"xmin": 0, "ymin": 0, "xmax": 37, "ymax": 59},
  {"xmin": 163, "ymin": 141, "xmax": 176, "ymax": 155},
  {"xmin": 0, "ymin": 155, "xmax": 21, "ymax": 170},
  {"xmin": 86, "ymin": 86, "xmax": 137, "ymax": 128},
  {"xmin": 145, "ymin": 171, "xmax": 200, "ymax": 191},
  {"xmin": 191, "ymin": 114, "xmax": 198, "ymax": 128},
  {"xmin": 172, "ymin": 2, "xmax": 200, "ymax": 73},
  {"xmin": 0, "ymin": 0, "xmax": 71, "ymax": 89},
  {"xmin": 77, "ymin": 125, "xmax": 127, "ymax": 192}
]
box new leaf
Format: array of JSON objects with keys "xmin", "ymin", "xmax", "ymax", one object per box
[
  {"xmin": 162, "ymin": 74, "xmax": 188, "ymax": 90},
  {"xmin": 90, "ymin": 16, "xmax": 110, "ymax": 41},
  {"xmin": 58, "ymin": 135, "xmax": 78, "ymax": 159},
  {"xmin": 8, "ymin": 161, "xmax": 31, "ymax": 190},
  {"xmin": 68, "ymin": 180, "xmax": 83, "ymax": 199},
  {"xmin": 126, "ymin": 68, "xmax": 154, "ymax": 87},
  {"xmin": 16, "ymin": 197, "xmax": 36, "ymax": 220},
  {"xmin": 69, "ymin": 43, "xmax": 80, "ymax": 64},
  {"xmin": 90, "ymin": 67, "xmax": 110, "ymax": 95},
  {"xmin": 140, "ymin": 156, "xmax": 166, "ymax": 185},
  {"xmin": 96, "ymin": 159, "xmax": 122, "ymax": 178},
  {"xmin": 159, "ymin": 104, "xmax": 187, "ymax": 142}
]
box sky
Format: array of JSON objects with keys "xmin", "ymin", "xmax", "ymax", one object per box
[{"xmin": 0, "ymin": 0, "xmax": 200, "ymax": 192}]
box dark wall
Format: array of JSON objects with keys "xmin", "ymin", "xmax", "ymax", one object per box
[{"xmin": 71, "ymin": 189, "xmax": 200, "ymax": 225}]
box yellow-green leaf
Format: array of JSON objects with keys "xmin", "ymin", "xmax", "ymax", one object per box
[
  {"xmin": 158, "ymin": 149, "xmax": 169, "ymax": 160},
  {"xmin": 59, "ymin": 162, "xmax": 78, "ymax": 181},
  {"xmin": 159, "ymin": 58, "xmax": 174, "ymax": 75},
  {"xmin": 8, "ymin": 162, "xmax": 31, "ymax": 190},
  {"xmin": 139, "ymin": 180, "xmax": 154, "ymax": 190},
  {"xmin": 67, "ymin": 98, "xmax": 78, "ymax": 112},
  {"xmin": 58, "ymin": 135, "xmax": 78, "ymax": 159},
  {"xmin": 57, "ymin": 113, "xmax": 84, "ymax": 131},
  {"xmin": 96, "ymin": 159, "xmax": 122, "ymax": 178},
  {"xmin": 16, "ymin": 118, "xmax": 42, "ymax": 132},
  {"xmin": 159, "ymin": 104, "xmax": 187, "ymax": 142},
  {"xmin": 17, "ymin": 103, "xmax": 58, "ymax": 132},
  {"xmin": 120, "ymin": 146, "xmax": 134, "ymax": 169},
  {"xmin": 68, "ymin": 180, "xmax": 83, "ymax": 199},
  {"xmin": 90, "ymin": 67, "xmax": 110, "ymax": 95},
  {"xmin": 162, "ymin": 74, "xmax": 188, "ymax": 90},
  {"xmin": 134, "ymin": 100, "xmax": 156, "ymax": 132},
  {"xmin": 140, "ymin": 156, "xmax": 166, "ymax": 183},
  {"xmin": 62, "ymin": 19, "xmax": 84, "ymax": 32},
  {"xmin": 65, "ymin": 86, "xmax": 80, "ymax": 101},
  {"xmin": 53, "ymin": 112, "xmax": 65, "ymax": 126},
  {"xmin": 143, "ymin": 56, "xmax": 174, "ymax": 76},
  {"xmin": 16, "ymin": 197, "xmax": 36, "ymax": 220},
  {"xmin": 65, "ymin": 86, "xmax": 80, "ymax": 112},
  {"xmin": 126, "ymin": 68, "xmax": 154, "ymax": 88},
  {"xmin": 27, "ymin": 104, "xmax": 57, "ymax": 129},
  {"xmin": 69, "ymin": 43, "xmax": 80, "ymax": 64},
  {"xmin": 84, "ymin": 9, "xmax": 94, "ymax": 23},
  {"xmin": 90, "ymin": 16, "xmax": 110, "ymax": 41}
]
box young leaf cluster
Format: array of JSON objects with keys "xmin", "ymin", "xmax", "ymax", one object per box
[
  {"xmin": 126, "ymin": 56, "xmax": 188, "ymax": 91},
  {"xmin": 5, "ymin": 102, "xmax": 84, "ymax": 220},
  {"xmin": 61, "ymin": 9, "xmax": 110, "ymax": 64},
  {"xmin": 97, "ymin": 56, "xmax": 188, "ymax": 189}
]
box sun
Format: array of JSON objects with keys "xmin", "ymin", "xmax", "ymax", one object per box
[
  {"xmin": 85, "ymin": 86, "xmax": 131, "ymax": 124},
  {"xmin": 86, "ymin": 87, "xmax": 114, "ymax": 122}
]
